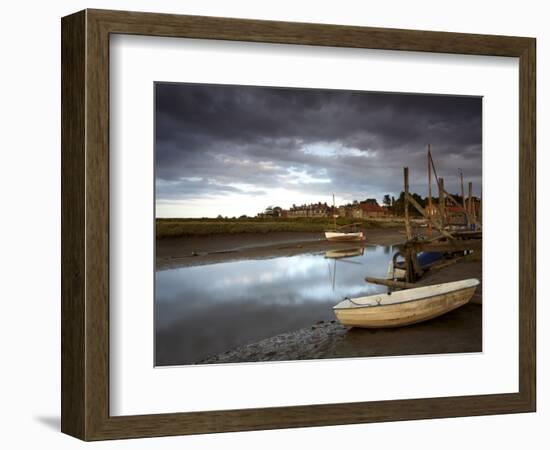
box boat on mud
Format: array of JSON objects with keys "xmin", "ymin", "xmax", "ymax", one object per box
[
  {"xmin": 325, "ymin": 228, "xmax": 365, "ymax": 242},
  {"xmin": 333, "ymin": 278, "xmax": 479, "ymax": 328},
  {"xmin": 325, "ymin": 194, "xmax": 365, "ymax": 242}
]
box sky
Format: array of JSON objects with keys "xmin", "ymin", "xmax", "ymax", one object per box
[{"xmin": 155, "ymin": 82, "xmax": 482, "ymax": 218}]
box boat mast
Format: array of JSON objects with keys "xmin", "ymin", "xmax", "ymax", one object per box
[
  {"xmin": 460, "ymin": 168, "xmax": 467, "ymax": 227},
  {"xmin": 332, "ymin": 194, "xmax": 337, "ymax": 229}
]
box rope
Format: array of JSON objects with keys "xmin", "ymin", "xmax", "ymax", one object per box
[{"xmin": 344, "ymin": 296, "xmax": 382, "ymax": 307}]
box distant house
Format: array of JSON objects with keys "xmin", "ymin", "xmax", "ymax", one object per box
[
  {"xmin": 446, "ymin": 205, "xmax": 467, "ymax": 225},
  {"xmin": 335, "ymin": 199, "xmax": 388, "ymax": 219},
  {"xmin": 338, "ymin": 205, "xmax": 351, "ymax": 218},
  {"xmin": 257, "ymin": 197, "xmax": 397, "ymax": 220},
  {"xmin": 286, "ymin": 202, "xmax": 333, "ymax": 218},
  {"xmin": 425, "ymin": 197, "xmax": 481, "ymax": 225},
  {"xmin": 358, "ymin": 202, "xmax": 387, "ymax": 218}
]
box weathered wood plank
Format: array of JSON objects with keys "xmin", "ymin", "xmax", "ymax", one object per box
[
  {"xmin": 61, "ymin": 10, "xmax": 86, "ymax": 440},
  {"xmin": 404, "ymin": 239, "xmax": 482, "ymax": 253},
  {"xmin": 365, "ymin": 276, "xmax": 416, "ymax": 289}
]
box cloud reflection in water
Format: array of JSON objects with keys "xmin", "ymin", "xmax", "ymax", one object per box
[{"xmin": 155, "ymin": 245, "xmax": 394, "ymax": 366}]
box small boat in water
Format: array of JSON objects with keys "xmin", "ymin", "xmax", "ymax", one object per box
[{"xmin": 333, "ymin": 278, "xmax": 479, "ymax": 328}]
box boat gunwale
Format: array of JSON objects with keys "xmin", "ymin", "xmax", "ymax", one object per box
[
  {"xmin": 333, "ymin": 280, "xmax": 479, "ymax": 311},
  {"xmin": 324, "ymin": 231, "xmax": 364, "ymax": 235}
]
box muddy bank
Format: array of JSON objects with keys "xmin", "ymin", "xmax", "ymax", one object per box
[
  {"xmin": 200, "ymin": 303, "xmax": 481, "ymax": 364},
  {"xmin": 156, "ymin": 228, "xmax": 406, "ymax": 270},
  {"xmin": 418, "ymin": 257, "xmax": 482, "ymax": 304}
]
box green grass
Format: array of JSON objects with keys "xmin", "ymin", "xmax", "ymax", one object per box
[{"xmin": 155, "ymin": 217, "xmax": 404, "ymax": 239}]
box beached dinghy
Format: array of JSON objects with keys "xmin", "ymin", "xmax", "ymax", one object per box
[{"xmin": 333, "ymin": 278, "xmax": 479, "ymax": 328}]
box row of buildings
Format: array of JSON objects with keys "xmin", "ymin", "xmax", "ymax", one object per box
[
  {"xmin": 257, "ymin": 199, "xmax": 389, "ymax": 219},
  {"xmin": 256, "ymin": 196, "xmax": 481, "ymax": 224}
]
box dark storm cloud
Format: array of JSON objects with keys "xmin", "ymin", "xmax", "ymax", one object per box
[{"xmin": 155, "ymin": 82, "xmax": 482, "ymax": 207}]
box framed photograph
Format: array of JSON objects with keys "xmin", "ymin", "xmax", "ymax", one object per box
[{"xmin": 61, "ymin": 9, "xmax": 536, "ymax": 440}]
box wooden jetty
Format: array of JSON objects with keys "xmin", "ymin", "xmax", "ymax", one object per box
[{"xmin": 397, "ymin": 147, "xmax": 482, "ymax": 283}]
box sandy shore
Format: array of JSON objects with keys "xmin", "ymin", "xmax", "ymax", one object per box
[{"xmin": 156, "ymin": 228, "xmax": 406, "ymax": 270}]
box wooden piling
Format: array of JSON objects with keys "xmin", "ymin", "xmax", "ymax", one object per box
[
  {"xmin": 479, "ymin": 189, "xmax": 482, "ymax": 225},
  {"xmin": 468, "ymin": 181, "xmax": 473, "ymax": 220},
  {"xmin": 427, "ymin": 145, "xmax": 433, "ymax": 237},
  {"xmin": 460, "ymin": 170, "xmax": 468, "ymax": 226},
  {"xmin": 403, "ymin": 167, "xmax": 417, "ymax": 283},
  {"xmin": 404, "ymin": 167, "xmax": 412, "ymax": 241},
  {"xmin": 438, "ymin": 177, "xmax": 445, "ymax": 226}
]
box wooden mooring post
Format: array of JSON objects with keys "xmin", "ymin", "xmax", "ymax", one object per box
[
  {"xmin": 479, "ymin": 189, "xmax": 482, "ymax": 225},
  {"xmin": 427, "ymin": 145, "xmax": 433, "ymax": 238},
  {"xmin": 438, "ymin": 177, "xmax": 445, "ymax": 226},
  {"xmin": 404, "ymin": 167, "xmax": 413, "ymax": 241},
  {"xmin": 468, "ymin": 181, "xmax": 473, "ymax": 224},
  {"xmin": 460, "ymin": 169, "xmax": 468, "ymax": 227},
  {"xmin": 403, "ymin": 167, "xmax": 423, "ymax": 282}
]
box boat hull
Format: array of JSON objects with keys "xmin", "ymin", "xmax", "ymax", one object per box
[
  {"xmin": 333, "ymin": 280, "xmax": 478, "ymax": 328},
  {"xmin": 325, "ymin": 231, "xmax": 365, "ymax": 241}
]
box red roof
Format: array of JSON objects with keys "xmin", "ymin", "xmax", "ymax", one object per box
[
  {"xmin": 360, "ymin": 203, "xmax": 385, "ymax": 213},
  {"xmin": 447, "ymin": 206, "xmax": 466, "ymax": 213}
]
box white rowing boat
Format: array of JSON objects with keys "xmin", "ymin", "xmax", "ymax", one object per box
[
  {"xmin": 325, "ymin": 231, "xmax": 365, "ymax": 241},
  {"xmin": 333, "ymin": 278, "xmax": 479, "ymax": 328},
  {"xmin": 325, "ymin": 194, "xmax": 365, "ymax": 242}
]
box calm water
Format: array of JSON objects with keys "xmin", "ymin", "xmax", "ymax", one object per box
[{"xmin": 155, "ymin": 245, "xmax": 395, "ymax": 366}]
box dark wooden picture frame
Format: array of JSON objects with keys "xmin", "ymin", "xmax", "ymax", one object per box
[{"xmin": 61, "ymin": 9, "xmax": 536, "ymax": 441}]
